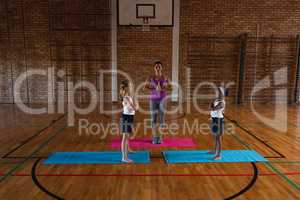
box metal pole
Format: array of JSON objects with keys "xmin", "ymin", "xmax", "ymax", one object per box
[
  {"xmin": 22, "ymin": 0, "xmax": 30, "ymax": 103},
  {"xmin": 5, "ymin": 0, "xmax": 14, "ymax": 103},
  {"xmin": 294, "ymin": 35, "xmax": 300, "ymax": 103},
  {"xmin": 237, "ymin": 34, "xmax": 247, "ymax": 104}
]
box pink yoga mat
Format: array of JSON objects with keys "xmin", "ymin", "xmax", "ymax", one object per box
[{"xmin": 108, "ymin": 137, "xmax": 197, "ymax": 149}]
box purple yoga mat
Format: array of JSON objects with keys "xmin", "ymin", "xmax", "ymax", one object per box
[{"xmin": 108, "ymin": 137, "xmax": 197, "ymax": 149}]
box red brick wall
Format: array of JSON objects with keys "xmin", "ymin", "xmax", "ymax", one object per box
[
  {"xmin": 180, "ymin": 0, "xmax": 300, "ymax": 104},
  {"xmin": 0, "ymin": 0, "xmax": 111, "ymax": 103},
  {"xmin": 242, "ymin": 37, "xmax": 297, "ymax": 103},
  {"xmin": 1, "ymin": 0, "xmax": 300, "ymax": 104},
  {"xmin": 117, "ymin": 26, "xmax": 172, "ymax": 99}
]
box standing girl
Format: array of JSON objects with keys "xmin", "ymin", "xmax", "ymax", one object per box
[
  {"xmin": 209, "ymin": 87, "xmax": 226, "ymax": 160},
  {"xmin": 119, "ymin": 80, "xmax": 139, "ymax": 163}
]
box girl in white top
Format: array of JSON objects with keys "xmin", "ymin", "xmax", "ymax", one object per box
[
  {"xmin": 209, "ymin": 87, "xmax": 226, "ymax": 160},
  {"xmin": 122, "ymin": 95, "xmax": 135, "ymax": 115},
  {"xmin": 119, "ymin": 80, "xmax": 139, "ymax": 163}
]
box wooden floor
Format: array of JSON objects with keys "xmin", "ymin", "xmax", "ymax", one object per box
[{"xmin": 0, "ymin": 103, "xmax": 300, "ymax": 199}]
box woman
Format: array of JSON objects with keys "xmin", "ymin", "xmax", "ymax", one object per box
[{"xmin": 145, "ymin": 61, "xmax": 170, "ymax": 144}]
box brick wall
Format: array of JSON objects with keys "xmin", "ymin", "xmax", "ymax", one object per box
[
  {"xmin": 0, "ymin": 0, "xmax": 300, "ymax": 104},
  {"xmin": 117, "ymin": 26, "xmax": 172, "ymax": 99},
  {"xmin": 180, "ymin": 0, "xmax": 300, "ymax": 104},
  {"xmin": 0, "ymin": 0, "xmax": 111, "ymax": 103}
]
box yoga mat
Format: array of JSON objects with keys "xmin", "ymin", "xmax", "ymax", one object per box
[
  {"xmin": 44, "ymin": 151, "xmax": 150, "ymax": 165},
  {"xmin": 163, "ymin": 150, "xmax": 268, "ymax": 164},
  {"xmin": 108, "ymin": 137, "xmax": 196, "ymax": 149}
]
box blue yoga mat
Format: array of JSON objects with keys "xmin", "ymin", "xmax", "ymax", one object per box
[
  {"xmin": 44, "ymin": 151, "xmax": 150, "ymax": 165},
  {"xmin": 163, "ymin": 150, "xmax": 268, "ymax": 164}
]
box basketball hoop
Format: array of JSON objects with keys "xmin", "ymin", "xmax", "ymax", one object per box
[
  {"xmin": 118, "ymin": 2, "xmax": 173, "ymax": 27},
  {"xmin": 142, "ymin": 17, "xmax": 150, "ymax": 32}
]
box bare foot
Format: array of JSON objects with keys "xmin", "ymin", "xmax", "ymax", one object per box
[
  {"xmin": 213, "ymin": 155, "xmax": 221, "ymax": 160},
  {"xmin": 122, "ymin": 158, "xmax": 133, "ymax": 163},
  {"xmin": 207, "ymin": 151, "xmax": 215, "ymax": 154},
  {"xmin": 128, "ymin": 149, "xmax": 136, "ymax": 153}
]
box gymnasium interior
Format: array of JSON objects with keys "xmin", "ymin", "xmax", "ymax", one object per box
[{"xmin": 0, "ymin": 0, "xmax": 300, "ymax": 199}]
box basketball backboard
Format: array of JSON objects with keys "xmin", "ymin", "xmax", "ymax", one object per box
[{"xmin": 118, "ymin": 0, "xmax": 174, "ymax": 26}]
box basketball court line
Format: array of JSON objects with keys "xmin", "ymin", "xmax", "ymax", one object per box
[
  {"xmin": 31, "ymin": 158, "xmax": 64, "ymax": 200},
  {"xmin": 2, "ymin": 139, "xmax": 298, "ymax": 198},
  {"xmin": 225, "ymin": 115, "xmax": 285, "ymax": 158},
  {"xmin": 2, "ymin": 172, "xmax": 300, "ymax": 177},
  {"xmin": 3, "ymin": 156, "xmax": 47, "ymax": 159},
  {"xmin": 229, "ymin": 124, "xmax": 300, "ymax": 192},
  {"xmin": 1, "ymin": 121, "xmax": 261, "ymax": 200},
  {"xmin": 270, "ymin": 161, "xmax": 300, "ymax": 164},
  {"xmin": 30, "ymin": 157, "xmax": 259, "ymax": 200},
  {"xmin": 0, "ymin": 113, "xmax": 185, "ymax": 165},
  {"xmin": 1, "ymin": 112, "xmax": 299, "ymax": 198},
  {"xmin": 1, "ymin": 114, "xmax": 65, "ymax": 159},
  {"xmin": 0, "ymin": 115, "xmax": 67, "ymax": 183}
]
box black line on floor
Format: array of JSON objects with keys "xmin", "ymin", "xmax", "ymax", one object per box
[
  {"xmin": 224, "ymin": 162, "xmax": 258, "ymax": 200},
  {"xmin": 0, "ymin": 122, "xmax": 67, "ymax": 182},
  {"xmin": 31, "ymin": 158, "xmax": 64, "ymax": 200},
  {"xmin": 4, "ymin": 156, "xmax": 47, "ymax": 159},
  {"xmin": 225, "ymin": 115, "xmax": 285, "ymax": 158},
  {"xmin": 2, "ymin": 114, "xmax": 65, "ymax": 158},
  {"xmin": 1, "ymin": 156, "xmax": 47, "ymax": 164}
]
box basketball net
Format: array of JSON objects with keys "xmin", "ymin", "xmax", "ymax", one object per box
[{"xmin": 142, "ymin": 17, "xmax": 150, "ymax": 32}]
